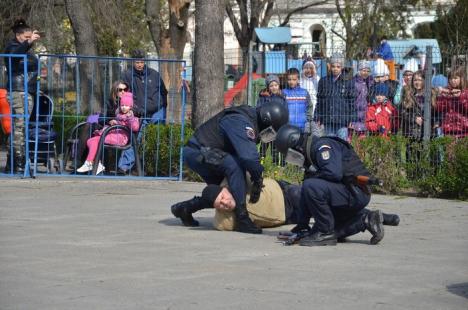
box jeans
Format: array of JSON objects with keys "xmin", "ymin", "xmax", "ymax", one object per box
[{"xmin": 118, "ymin": 107, "xmax": 166, "ymax": 171}]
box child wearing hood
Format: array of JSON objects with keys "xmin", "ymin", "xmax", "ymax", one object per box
[
  {"xmin": 300, "ymin": 60, "xmax": 320, "ymax": 117},
  {"xmin": 365, "ymin": 83, "xmax": 396, "ymax": 137},
  {"xmin": 77, "ymin": 92, "xmax": 140, "ymax": 174}
]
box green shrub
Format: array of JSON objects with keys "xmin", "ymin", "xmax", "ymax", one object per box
[
  {"xmin": 417, "ymin": 137, "xmax": 468, "ymax": 199},
  {"xmin": 140, "ymin": 123, "xmax": 194, "ymax": 178},
  {"xmin": 261, "ymin": 145, "xmax": 303, "ymax": 184},
  {"xmin": 351, "ymin": 135, "xmax": 410, "ymax": 193},
  {"xmin": 351, "ymin": 135, "xmax": 468, "ymax": 199}
]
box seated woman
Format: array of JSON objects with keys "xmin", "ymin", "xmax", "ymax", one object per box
[
  {"xmin": 72, "ymin": 80, "xmax": 130, "ymax": 170},
  {"xmin": 77, "ymin": 92, "xmax": 139, "ymax": 175},
  {"xmin": 436, "ymin": 67, "xmax": 468, "ymax": 138}
]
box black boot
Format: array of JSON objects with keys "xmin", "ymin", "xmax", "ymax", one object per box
[
  {"xmin": 298, "ymin": 231, "xmax": 337, "ymax": 246},
  {"xmin": 234, "ymin": 204, "xmax": 262, "ymax": 234},
  {"xmin": 383, "ymin": 213, "xmax": 400, "ymax": 226},
  {"xmin": 171, "ymin": 196, "xmax": 204, "ymax": 227},
  {"xmin": 365, "ymin": 210, "xmax": 385, "ymax": 245}
]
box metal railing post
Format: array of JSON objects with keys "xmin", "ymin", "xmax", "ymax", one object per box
[
  {"xmin": 247, "ymin": 41, "xmax": 253, "ymax": 106},
  {"xmin": 423, "ymin": 45, "xmax": 433, "ymax": 142}
]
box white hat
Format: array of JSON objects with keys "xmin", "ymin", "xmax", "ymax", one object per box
[
  {"xmin": 373, "ymin": 59, "xmax": 389, "ymax": 76},
  {"xmin": 403, "ymin": 58, "xmax": 419, "ymax": 73}
]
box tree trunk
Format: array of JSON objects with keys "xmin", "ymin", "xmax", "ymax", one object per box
[
  {"xmin": 145, "ymin": 0, "xmax": 162, "ymax": 56},
  {"xmin": 146, "ymin": 0, "xmax": 191, "ymax": 124},
  {"xmin": 192, "ymin": 0, "xmax": 224, "ymax": 128},
  {"xmin": 64, "ymin": 0, "xmax": 100, "ymax": 114}
]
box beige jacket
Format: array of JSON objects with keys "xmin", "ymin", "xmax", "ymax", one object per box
[{"xmin": 213, "ymin": 178, "xmax": 286, "ymax": 230}]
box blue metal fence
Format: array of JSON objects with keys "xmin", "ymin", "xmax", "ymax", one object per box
[{"xmin": 0, "ymin": 54, "xmax": 187, "ymax": 179}]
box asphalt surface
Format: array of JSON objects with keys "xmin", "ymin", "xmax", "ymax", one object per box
[{"xmin": 1, "ymin": 177, "xmax": 467, "ymax": 310}]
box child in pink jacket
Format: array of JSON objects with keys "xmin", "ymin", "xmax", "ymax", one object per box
[{"xmin": 77, "ymin": 92, "xmax": 140, "ymax": 174}]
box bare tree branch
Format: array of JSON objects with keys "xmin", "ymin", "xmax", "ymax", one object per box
[
  {"xmin": 225, "ymin": 2, "xmax": 243, "ymax": 44},
  {"xmin": 335, "ymin": 0, "xmax": 346, "ymax": 25},
  {"xmin": 279, "ymin": 0, "xmax": 329, "ymax": 26},
  {"xmin": 330, "ymin": 27, "xmax": 346, "ymax": 41},
  {"xmin": 260, "ymin": 0, "xmax": 275, "ymax": 27}
]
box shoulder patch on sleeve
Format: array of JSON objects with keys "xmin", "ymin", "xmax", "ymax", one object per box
[
  {"xmin": 321, "ymin": 150, "xmax": 330, "ymax": 160},
  {"xmin": 245, "ymin": 126, "xmax": 256, "ymax": 140}
]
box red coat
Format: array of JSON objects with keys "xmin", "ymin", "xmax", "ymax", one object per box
[
  {"xmin": 436, "ymin": 88, "xmax": 468, "ymax": 137},
  {"xmin": 365, "ymin": 99, "xmax": 396, "ymax": 137}
]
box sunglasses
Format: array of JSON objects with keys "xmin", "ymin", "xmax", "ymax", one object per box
[{"xmin": 118, "ymin": 88, "xmax": 127, "ymax": 92}]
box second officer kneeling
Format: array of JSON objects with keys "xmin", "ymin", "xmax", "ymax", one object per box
[{"xmin": 275, "ymin": 124, "xmax": 386, "ymax": 246}]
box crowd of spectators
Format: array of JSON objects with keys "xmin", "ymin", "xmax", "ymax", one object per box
[{"xmin": 257, "ymin": 50, "xmax": 468, "ymax": 145}]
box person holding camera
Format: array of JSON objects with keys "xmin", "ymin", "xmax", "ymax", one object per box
[{"xmin": 3, "ymin": 18, "xmax": 41, "ymax": 173}]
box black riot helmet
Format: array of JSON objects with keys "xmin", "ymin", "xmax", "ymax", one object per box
[
  {"xmin": 275, "ymin": 124, "xmax": 307, "ymax": 167},
  {"xmin": 275, "ymin": 124, "xmax": 303, "ymax": 154},
  {"xmin": 255, "ymin": 97, "xmax": 289, "ymax": 143},
  {"xmin": 256, "ymin": 97, "xmax": 289, "ymax": 132}
]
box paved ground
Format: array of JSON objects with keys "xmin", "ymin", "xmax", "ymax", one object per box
[{"xmin": 0, "ymin": 177, "xmax": 467, "ymax": 310}]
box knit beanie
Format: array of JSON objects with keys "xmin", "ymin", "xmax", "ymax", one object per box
[
  {"xmin": 373, "ymin": 83, "xmax": 389, "ymax": 97},
  {"xmin": 120, "ymin": 92, "xmax": 134, "ymax": 107},
  {"xmin": 201, "ymin": 184, "xmax": 223, "ymax": 206},
  {"xmin": 358, "ymin": 60, "xmax": 371, "ymax": 71},
  {"xmin": 329, "ymin": 53, "xmax": 344, "ymax": 65},
  {"xmin": 265, "ymin": 74, "xmax": 280, "ymax": 86}
]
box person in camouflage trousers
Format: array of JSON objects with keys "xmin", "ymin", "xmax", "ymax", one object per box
[{"xmin": 3, "ymin": 19, "xmax": 40, "ymax": 173}]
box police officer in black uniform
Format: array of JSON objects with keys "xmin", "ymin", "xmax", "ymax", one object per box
[
  {"xmin": 275, "ymin": 124, "xmax": 389, "ymax": 246},
  {"xmin": 171, "ymin": 98, "xmax": 289, "ymax": 234}
]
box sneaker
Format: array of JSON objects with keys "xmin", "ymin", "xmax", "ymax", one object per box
[
  {"xmin": 77, "ymin": 161, "xmax": 93, "ymax": 173},
  {"xmin": 96, "ymin": 162, "xmax": 105, "ymax": 175}
]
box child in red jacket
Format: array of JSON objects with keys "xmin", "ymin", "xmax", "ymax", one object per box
[{"xmin": 366, "ymin": 83, "xmax": 396, "ymax": 137}]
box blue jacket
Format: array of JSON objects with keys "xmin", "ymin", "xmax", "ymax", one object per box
[
  {"xmin": 377, "ymin": 41, "xmax": 394, "ymax": 60},
  {"xmin": 283, "ymin": 86, "xmax": 311, "ymax": 131},
  {"xmin": 315, "ymin": 74, "xmax": 357, "ymax": 128}
]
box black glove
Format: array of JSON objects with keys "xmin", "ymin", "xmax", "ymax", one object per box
[{"xmin": 249, "ymin": 177, "xmax": 264, "ymax": 203}]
